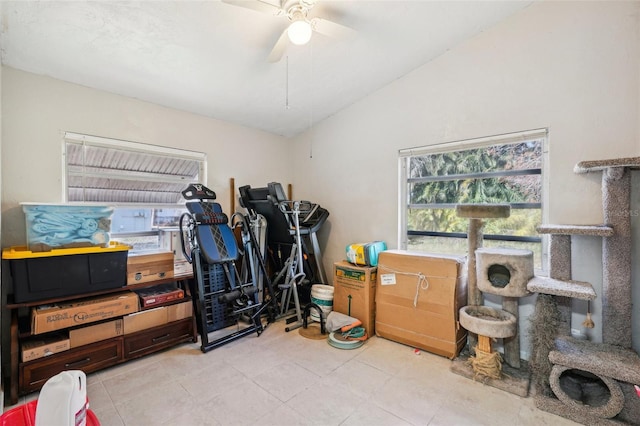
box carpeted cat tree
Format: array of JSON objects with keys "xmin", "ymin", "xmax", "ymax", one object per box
[{"xmin": 531, "ymin": 157, "xmax": 640, "ymax": 424}]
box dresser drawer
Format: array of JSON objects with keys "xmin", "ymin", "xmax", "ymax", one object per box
[
  {"xmin": 124, "ymin": 319, "xmax": 193, "ymax": 359},
  {"xmin": 20, "ymin": 338, "xmax": 122, "ymax": 394}
]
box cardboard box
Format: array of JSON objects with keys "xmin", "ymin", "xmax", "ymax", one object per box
[
  {"xmin": 333, "ymin": 261, "xmax": 377, "ymax": 336},
  {"xmin": 31, "ymin": 291, "xmax": 139, "ymax": 334},
  {"xmin": 123, "ymin": 307, "xmax": 168, "ymax": 334},
  {"xmin": 21, "ymin": 334, "xmax": 70, "ymax": 362},
  {"xmin": 124, "ymin": 299, "xmax": 192, "ymax": 334},
  {"xmin": 127, "ymin": 251, "xmax": 174, "ymax": 285},
  {"xmin": 167, "ymin": 301, "xmax": 193, "ymax": 322},
  {"xmin": 375, "ymin": 250, "xmax": 467, "ymax": 359},
  {"xmin": 69, "ymin": 319, "xmax": 123, "ymax": 348}
]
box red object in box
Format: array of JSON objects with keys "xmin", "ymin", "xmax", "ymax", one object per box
[
  {"xmin": 134, "ymin": 284, "xmax": 184, "ymax": 308},
  {"xmin": 0, "ymin": 400, "xmax": 100, "ymax": 426}
]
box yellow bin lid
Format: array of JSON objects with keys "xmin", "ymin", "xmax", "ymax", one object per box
[{"xmin": 2, "ymin": 242, "xmax": 131, "ymax": 259}]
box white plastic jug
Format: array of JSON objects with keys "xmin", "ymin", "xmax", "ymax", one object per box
[{"xmin": 35, "ymin": 370, "xmax": 87, "ymax": 426}]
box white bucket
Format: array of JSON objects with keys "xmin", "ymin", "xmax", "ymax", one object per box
[{"xmin": 310, "ymin": 284, "xmax": 334, "ymax": 322}]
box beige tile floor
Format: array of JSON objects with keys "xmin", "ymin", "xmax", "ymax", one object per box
[{"xmin": 7, "ymin": 319, "xmax": 580, "ymax": 426}]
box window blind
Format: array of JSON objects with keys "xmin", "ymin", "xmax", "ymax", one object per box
[{"xmin": 64, "ymin": 132, "xmax": 206, "ymax": 204}]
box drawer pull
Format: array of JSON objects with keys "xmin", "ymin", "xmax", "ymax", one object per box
[
  {"xmin": 65, "ymin": 357, "xmax": 91, "ymax": 368},
  {"xmin": 152, "ymin": 334, "xmax": 171, "ymax": 343}
]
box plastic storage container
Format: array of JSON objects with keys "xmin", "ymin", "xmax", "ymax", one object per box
[
  {"xmin": 22, "ymin": 203, "xmax": 114, "ymax": 252},
  {"xmin": 3, "ymin": 243, "xmax": 130, "ymax": 303}
]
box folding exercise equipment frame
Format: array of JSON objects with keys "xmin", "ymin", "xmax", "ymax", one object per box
[
  {"xmin": 238, "ymin": 182, "xmax": 329, "ymax": 286},
  {"xmin": 179, "ymin": 184, "xmax": 277, "ymax": 352},
  {"xmin": 238, "ymin": 183, "xmax": 330, "ymax": 332}
]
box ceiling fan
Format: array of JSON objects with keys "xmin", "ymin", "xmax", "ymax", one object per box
[{"xmin": 222, "ymin": 0, "xmax": 356, "ymax": 62}]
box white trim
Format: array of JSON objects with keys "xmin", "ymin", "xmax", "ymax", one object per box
[
  {"xmin": 540, "ymin": 133, "xmax": 551, "ymax": 275},
  {"xmin": 61, "ymin": 134, "xmax": 68, "ymax": 202},
  {"xmin": 398, "ymin": 128, "xmax": 548, "ymax": 158},
  {"xmin": 397, "ymin": 156, "xmax": 408, "ymax": 249},
  {"xmin": 64, "ymin": 132, "xmax": 206, "ymax": 162}
]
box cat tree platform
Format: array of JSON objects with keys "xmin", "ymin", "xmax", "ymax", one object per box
[
  {"xmin": 527, "ymin": 276, "xmax": 596, "ymax": 300},
  {"xmin": 573, "ymin": 156, "xmax": 640, "ymax": 173},
  {"xmin": 537, "ymin": 224, "xmax": 614, "ymax": 237}
]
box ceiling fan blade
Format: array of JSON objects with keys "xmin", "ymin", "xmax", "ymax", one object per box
[
  {"xmin": 267, "ymin": 28, "xmax": 289, "ymax": 63},
  {"xmin": 311, "ymin": 18, "xmax": 357, "ymax": 40},
  {"xmin": 221, "ymin": 0, "xmax": 285, "ymax": 16}
]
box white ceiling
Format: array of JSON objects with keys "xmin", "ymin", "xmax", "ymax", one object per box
[{"xmin": 0, "ymin": 0, "xmax": 533, "ymax": 137}]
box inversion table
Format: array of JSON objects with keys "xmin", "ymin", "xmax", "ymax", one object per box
[{"xmin": 179, "ymin": 184, "xmax": 276, "ymax": 352}]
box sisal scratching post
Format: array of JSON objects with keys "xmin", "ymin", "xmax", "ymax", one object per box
[
  {"xmin": 460, "ymin": 305, "xmax": 516, "ymax": 381},
  {"xmin": 468, "ymin": 335, "xmax": 503, "ymax": 380}
]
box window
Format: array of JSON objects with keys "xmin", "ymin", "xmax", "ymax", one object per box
[
  {"xmin": 63, "ymin": 132, "xmax": 206, "ymax": 251},
  {"xmin": 398, "ymin": 129, "xmax": 547, "ymax": 271}
]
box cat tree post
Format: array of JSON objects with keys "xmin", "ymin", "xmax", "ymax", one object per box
[
  {"xmin": 601, "ymin": 166, "xmax": 632, "ymax": 348},
  {"xmin": 548, "ymin": 234, "xmax": 572, "ymax": 336}
]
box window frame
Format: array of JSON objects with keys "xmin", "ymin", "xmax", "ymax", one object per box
[
  {"xmin": 398, "ymin": 129, "xmax": 549, "ymax": 273},
  {"xmin": 62, "ymin": 132, "xmax": 207, "ymax": 204},
  {"xmin": 61, "ymin": 132, "xmax": 207, "ymax": 252}
]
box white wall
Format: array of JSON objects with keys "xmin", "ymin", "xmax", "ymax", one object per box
[
  {"xmin": 291, "ymin": 1, "xmax": 640, "ymax": 356},
  {"xmin": 1, "ymin": 1, "xmax": 638, "ymax": 362},
  {"xmin": 1, "ymin": 67, "xmax": 292, "ymax": 247}
]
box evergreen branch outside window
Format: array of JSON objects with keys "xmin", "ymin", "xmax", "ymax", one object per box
[{"xmin": 398, "ymin": 129, "xmax": 548, "ymax": 271}]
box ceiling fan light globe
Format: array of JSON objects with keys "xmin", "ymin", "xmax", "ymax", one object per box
[{"xmin": 288, "ymin": 20, "xmax": 312, "ymax": 45}]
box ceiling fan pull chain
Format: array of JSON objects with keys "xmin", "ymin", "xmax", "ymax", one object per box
[
  {"xmin": 309, "ymin": 44, "xmax": 314, "ymax": 159},
  {"xmin": 285, "ymin": 55, "xmax": 290, "ymax": 110}
]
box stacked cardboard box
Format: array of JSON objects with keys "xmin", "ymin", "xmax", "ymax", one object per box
[
  {"xmin": 123, "ymin": 301, "xmax": 193, "ymax": 334},
  {"xmin": 21, "ymin": 334, "xmax": 70, "ymax": 362},
  {"xmin": 69, "ymin": 319, "xmax": 124, "ymax": 348},
  {"xmin": 127, "ymin": 251, "xmax": 174, "ymax": 285},
  {"xmin": 375, "ymin": 250, "xmax": 467, "ymax": 359},
  {"xmin": 31, "ymin": 292, "xmax": 139, "ymax": 334}
]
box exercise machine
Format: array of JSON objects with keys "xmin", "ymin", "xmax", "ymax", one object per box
[
  {"xmin": 238, "ymin": 182, "xmax": 329, "ymax": 331},
  {"xmin": 179, "ymin": 184, "xmax": 277, "ymax": 352}
]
